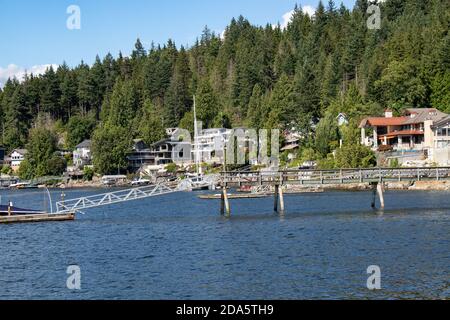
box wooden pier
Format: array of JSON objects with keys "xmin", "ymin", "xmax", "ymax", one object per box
[
  {"xmin": 0, "ymin": 212, "xmax": 75, "ymax": 224},
  {"xmin": 218, "ymin": 167, "xmax": 450, "ymax": 216}
]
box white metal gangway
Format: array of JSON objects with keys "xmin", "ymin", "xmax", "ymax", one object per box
[{"xmin": 55, "ymin": 175, "xmax": 219, "ymax": 214}]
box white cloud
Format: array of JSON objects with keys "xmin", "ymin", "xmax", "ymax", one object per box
[
  {"xmin": 0, "ymin": 63, "xmax": 58, "ymax": 88},
  {"xmin": 302, "ymin": 5, "xmax": 316, "ymax": 17},
  {"xmin": 273, "ymin": 6, "xmax": 316, "ymax": 30},
  {"xmin": 279, "ymin": 10, "xmax": 295, "ymax": 29}
]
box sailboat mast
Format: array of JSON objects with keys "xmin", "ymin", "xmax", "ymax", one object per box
[{"xmin": 193, "ymin": 96, "xmax": 201, "ymax": 175}]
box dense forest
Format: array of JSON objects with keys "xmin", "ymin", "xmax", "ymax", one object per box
[{"xmin": 1, "ymin": 0, "xmax": 449, "ymax": 176}]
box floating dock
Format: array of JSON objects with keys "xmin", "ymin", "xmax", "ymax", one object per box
[
  {"xmin": 0, "ymin": 212, "xmax": 75, "ymax": 224},
  {"xmin": 0, "ymin": 205, "xmax": 75, "ymax": 224},
  {"xmin": 199, "ymin": 193, "xmax": 270, "ymax": 200}
]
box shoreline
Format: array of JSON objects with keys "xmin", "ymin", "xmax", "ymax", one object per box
[
  {"xmin": 5, "ymin": 179, "xmax": 450, "ymax": 192},
  {"xmin": 319, "ymin": 180, "xmax": 450, "ymax": 192}
]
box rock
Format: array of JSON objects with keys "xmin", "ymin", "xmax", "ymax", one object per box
[
  {"xmin": 409, "ymin": 181, "xmax": 450, "ymax": 191},
  {"xmin": 385, "ymin": 181, "xmax": 411, "ymax": 190}
]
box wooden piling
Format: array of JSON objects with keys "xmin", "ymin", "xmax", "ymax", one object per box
[
  {"xmin": 278, "ymin": 186, "xmax": 285, "ymax": 213},
  {"xmin": 274, "ymin": 185, "xmax": 279, "ymax": 212},
  {"xmin": 370, "ymin": 182, "xmax": 385, "ymax": 209},
  {"xmin": 377, "ymin": 183, "xmax": 385, "ymax": 209},
  {"xmin": 371, "ymin": 183, "xmax": 377, "ymax": 209},
  {"xmin": 220, "ymin": 191, "xmax": 225, "ymax": 215},
  {"xmin": 223, "ymin": 187, "xmax": 230, "ymax": 217}
]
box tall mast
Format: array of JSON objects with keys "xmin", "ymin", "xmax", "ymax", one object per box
[{"xmin": 193, "ymin": 96, "xmax": 201, "ymax": 175}]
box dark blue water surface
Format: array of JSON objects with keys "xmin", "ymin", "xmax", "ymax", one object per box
[{"xmin": 0, "ymin": 188, "xmax": 448, "ymax": 300}]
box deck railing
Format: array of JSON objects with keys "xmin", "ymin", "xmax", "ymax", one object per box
[{"xmin": 220, "ymin": 167, "xmax": 450, "ymax": 186}]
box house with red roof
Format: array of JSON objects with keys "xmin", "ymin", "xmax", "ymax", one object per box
[{"xmin": 359, "ymin": 108, "xmax": 448, "ymax": 151}]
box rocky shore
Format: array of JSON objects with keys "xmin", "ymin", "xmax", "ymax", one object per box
[{"xmin": 319, "ymin": 180, "xmax": 450, "ymax": 191}]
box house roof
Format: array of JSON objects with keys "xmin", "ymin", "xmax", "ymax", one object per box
[
  {"xmin": 12, "ymin": 149, "xmax": 28, "ymax": 155},
  {"xmin": 402, "ymin": 108, "xmax": 447, "ymax": 125},
  {"xmin": 75, "ymin": 140, "xmax": 91, "ymax": 149},
  {"xmin": 360, "ymin": 108, "xmax": 448, "ymax": 128},
  {"xmin": 360, "ymin": 117, "xmax": 408, "ymax": 128},
  {"xmin": 151, "ymin": 138, "xmax": 172, "ymax": 147},
  {"xmin": 431, "ymin": 116, "xmax": 450, "ymax": 129}
]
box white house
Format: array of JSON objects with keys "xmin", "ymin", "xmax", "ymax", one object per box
[
  {"xmin": 429, "ymin": 116, "xmax": 450, "ymax": 165},
  {"xmin": 10, "ymin": 149, "xmax": 27, "ymax": 172},
  {"xmin": 73, "ymin": 140, "xmax": 92, "ymax": 168},
  {"xmin": 192, "ymin": 128, "xmax": 232, "ymax": 164},
  {"xmin": 360, "ymin": 108, "xmax": 448, "ymax": 150}
]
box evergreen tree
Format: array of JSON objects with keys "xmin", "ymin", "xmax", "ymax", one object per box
[
  {"xmin": 107, "ymin": 79, "xmax": 139, "ymax": 127},
  {"xmin": 131, "ymin": 38, "xmax": 147, "ymax": 60},
  {"xmin": 164, "ymin": 47, "xmax": 192, "ymax": 126},
  {"xmin": 431, "ymin": 71, "xmax": 450, "ymax": 112},
  {"xmin": 3, "ymin": 83, "xmax": 30, "ymax": 150},
  {"xmin": 66, "ymin": 114, "xmax": 96, "ymax": 149},
  {"xmin": 266, "ymin": 75, "xmax": 295, "ymax": 129},
  {"xmin": 196, "ymin": 80, "xmax": 218, "ymax": 128},
  {"xmin": 138, "ymin": 99, "xmax": 166, "ymax": 146},
  {"xmin": 92, "ymin": 123, "xmax": 131, "ymax": 175},
  {"xmin": 40, "ymin": 66, "xmax": 61, "ymax": 118},
  {"xmin": 24, "ymin": 127, "xmax": 59, "ymax": 177}
]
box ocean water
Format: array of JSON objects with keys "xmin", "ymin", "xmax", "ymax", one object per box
[{"xmin": 0, "ymin": 188, "xmax": 449, "ymax": 300}]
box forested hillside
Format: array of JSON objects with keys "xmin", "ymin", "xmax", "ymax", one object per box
[{"xmin": 1, "ymin": 0, "xmax": 449, "ymax": 175}]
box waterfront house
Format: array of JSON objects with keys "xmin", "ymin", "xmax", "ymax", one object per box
[
  {"xmin": 360, "ymin": 108, "xmax": 448, "ymax": 151},
  {"xmin": 431, "ymin": 116, "xmax": 450, "ymax": 149},
  {"xmin": 127, "ymin": 139, "xmax": 155, "ymax": 172},
  {"xmin": 281, "ymin": 133, "xmax": 300, "ymax": 163},
  {"xmin": 192, "ymin": 128, "xmax": 231, "ymax": 165},
  {"xmin": 73, "ymin": 140, "xmax": 92, "ymax": 169},
  {"xmin": 429, "ymin": 116, "xmax": 450, "ymax": 165},
  {"xmin": 10, "ymin": 149, "xmax": 27, "ymax": 172},
  {"xmin": 152, "ymin": 138, "xmax": 190, "ymax": 166}
]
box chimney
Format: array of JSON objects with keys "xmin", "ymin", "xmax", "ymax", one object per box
[{"xmin": 385, "ymin": 109, "xmax": 393, "ymax": 118}]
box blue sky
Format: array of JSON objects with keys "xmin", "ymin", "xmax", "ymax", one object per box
[{"xmin": 0, "ymin": 0, "xmax": 356, "ymax": 85}]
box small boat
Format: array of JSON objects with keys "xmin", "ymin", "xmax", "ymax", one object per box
[
  {"xmin": 8, "ymin": 182, "xmax": 38, "ymax": 190},
  {"xmin": 187, "ymin": 175, "xmax": 211, "ymax": 191},
  {"xmin": 0, "ymin": 205, "xmax": 45, "ymax": 216},
  {"xmin": 131, "ymin": 178, "xmax": 151, "ymax": 186}
]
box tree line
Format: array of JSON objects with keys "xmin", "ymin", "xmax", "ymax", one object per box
[{"xmin": 0, "ymin": 0, "xmax": 449, "ymax": 176}]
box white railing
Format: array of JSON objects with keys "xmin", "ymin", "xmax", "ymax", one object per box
[
  {"xmin": 221, "ymin": 167, "xmax": 450, "ymax": 186},
  {"xmin": 55, "ymin": 175, "xmax": 218, "ymax": 214}
]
